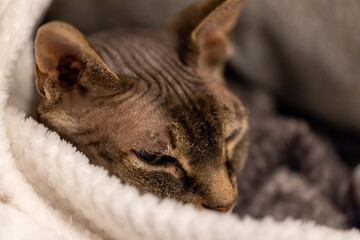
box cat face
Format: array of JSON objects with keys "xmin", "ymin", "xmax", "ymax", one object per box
[{"xmin": 35, "ymin": 0, "xmax": 248, "ymax": 211}]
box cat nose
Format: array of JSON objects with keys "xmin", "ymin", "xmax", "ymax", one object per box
[{"xmin": 202, "ymin": 200, "xmax": 236, "ymax": 212}]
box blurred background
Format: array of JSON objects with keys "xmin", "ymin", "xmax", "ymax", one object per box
[
  {"xmin": 44, "ymin": 0, "xmax": 196, "ymax": 33},
  {"xmin": 43, "ymin": 0, "xmax": 360, "ymax": 228}
]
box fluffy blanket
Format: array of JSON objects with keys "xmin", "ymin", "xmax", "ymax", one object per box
[{"xmin": 1, "ymin": 0, "xmax": 360, "ymax": 239}]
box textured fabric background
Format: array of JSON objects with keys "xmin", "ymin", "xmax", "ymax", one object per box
[{"xmin": 226, "ymin": 78, "xmax": 359, "ymax": 228}]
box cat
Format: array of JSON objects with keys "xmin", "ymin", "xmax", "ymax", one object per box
[{"xmin": 34, "ymin": 0, "xmax": 248, "ymax": 212}]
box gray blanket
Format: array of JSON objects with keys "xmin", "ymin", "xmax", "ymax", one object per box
[{"xmin": 227, "ymin": 78, "xmax": 358, "ymax": 228}]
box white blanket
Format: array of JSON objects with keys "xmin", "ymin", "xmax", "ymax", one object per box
[{"xmin": 0, "ymin": 0, "xmax": 359, "ymax": 239}]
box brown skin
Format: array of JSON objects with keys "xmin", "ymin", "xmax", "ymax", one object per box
[{"xmin": 35, "ymin": 0, "xmax": 248, "ymax": 211}]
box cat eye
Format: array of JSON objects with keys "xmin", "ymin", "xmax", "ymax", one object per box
[
  {"xmin": 134, "ymin": 150, "xmax": 178, "ymax": 165},
  {"xmin": 135, "ymin": 151, "xmax": 161, "ymax": 163},
  {"xmin": 225, "ymin": 128, "xmax": 241, "ymax": 143}
]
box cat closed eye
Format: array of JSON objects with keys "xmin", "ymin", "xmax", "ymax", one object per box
[
  {"xmin": 134, "ymin": 151, "xmax": 160, "ymax": 163},
  {"xmin": 225, "ymin": 128, "xmax": 241, "ymax": 143},
  {"xmin": 134, "ymin": 150, "xmax": 176, "ymax": 164}
]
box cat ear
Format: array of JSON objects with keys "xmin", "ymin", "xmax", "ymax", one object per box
[
  {"xmin": 35, "ymin": 21, "xmax": 131, "ymax": 99},
  {"xmin": 168, "ymin": 0, "xmax": 245, "ymax": 81}
]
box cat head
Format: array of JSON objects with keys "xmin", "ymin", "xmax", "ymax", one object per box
[{"xmin": 35, "ymin": 0, "xmax": 248, "ymax": 212}]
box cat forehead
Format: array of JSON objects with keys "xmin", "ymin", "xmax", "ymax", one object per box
[
  {"xmin": 88, "ymin": 29, "xmax": 228, "ymax": 111},
  {"xmin": 88, "ymin": 29, "xmax": 239, "ymax": 103},
  {"xmin": 88, "ymin": 29, "xmax": 192, "ymax": 78}
]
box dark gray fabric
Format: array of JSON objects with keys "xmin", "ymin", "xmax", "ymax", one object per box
[{"xmin": 227, "ymin": 79, "xmax": 358, "ymax": 229}]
